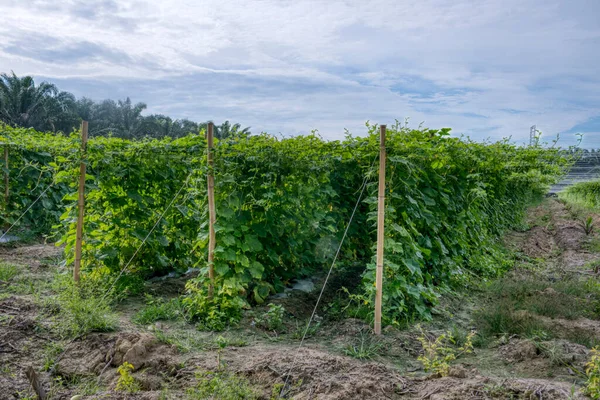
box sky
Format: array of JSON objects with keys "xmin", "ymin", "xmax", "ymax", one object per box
[{"xmin": 1, "ymin": 0, "xmax": 599, "ymax": 147}]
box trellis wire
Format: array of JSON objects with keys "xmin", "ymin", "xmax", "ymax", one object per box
[{"xmin": 278, "ymin": 151, "xmax": 379, "ymax": 398}]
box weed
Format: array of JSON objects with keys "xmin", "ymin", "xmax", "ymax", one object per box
[
  {"xmin": 343, "ymin": 331, "xmax": 383, "ymax": 360},
  {"xmin": 585, "ymin": 347, "xmax": 600, "ymax": 399},
  {"xmin": 186, "ymin": 370, "xmax": 258, "ymax": 400},
  {"xmin": 133, "ymin": 294, "xmax": 185, "ymax": 325},
  {"xmin": 475, "ymin": 302, "xmax": 549, "ymax": 339},
  {"xmin": 255, "ymin": 303, "xmax": 286, "ymax": 332},
  {"xmin": 53, "ymin": 274, "xmax": 117, "ymax": 338},
  {"xmin": 116, "ymin": 362, "xmax": 140, "ymax": 393},
  {"xmin": 568, "ymin": 331, "xmax": 600, "ymax": 349},
  {"xmin": 62, "ymin": 376, "xmax": 102, "ymax": 396},
  {"xmin": 154, "ymin": 328, "xmax": 207, "ymax": 353},
  {"xmin": 42, "ymin": 342, "xmax": 64, "ymax": 371},
  {"xmin": 270, "ymin": 383, "xmax": 285, "ymax": 400},
  {"xmin": 212, "ymin": 335, "xmax": 248, "ymax": 349},
  {"xmin": 583, "ymin": 216, "xmax": 595, "ymax": 235},
  {"xmin": 271, "ymin": 378, "xmax": 303, "ymax": 399},
  {"xmin": 184, "ymin": 280, "xmax": 244, "ymax": 331},
  {"xmin": 215, "ymin": 336, "xmax": 228, "ymax": 370},
  {"xmin": 561, "ymin": 180, "xmax": 600, "ymax": 210},
  {"xmin": 587, "ymin": 260, "xmax": 600, "ymax": 275},
  {"xmin": 416, "ymin": 326, "xmax": 475, "ymax": 376},
  {"xmin": 292, "ymin": 319, "xmax": 321, "ymax": 340},
  {"xmin": 527, "ymin": 293, "xmax": 583, "ymax": 320},
  {"xmin": 0, "ymin": 262, "xmax": 19, "ymax": 281}
]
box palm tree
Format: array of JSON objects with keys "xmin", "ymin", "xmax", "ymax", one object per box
[
  {"xmin": 204, "ymin": 120, "xmax": 251, "ymax": 139},
  {"xmin": 0, "ymin": 71, "xmax": 59, "ymax": 129},
  {"xmin": 42, "ymin": 91, "xmax": 78, "ymax": 132},
  {"xmin": 117, "ymin": 97, "xmax": 147, "ymax": 138}
]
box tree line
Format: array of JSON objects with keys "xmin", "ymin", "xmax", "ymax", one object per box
[{"xmin": 0, "ymin": 72, "xmax": 249, "ymax": 139}]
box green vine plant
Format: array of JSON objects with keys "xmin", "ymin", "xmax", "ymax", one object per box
[{"xmin": 0, "ymin": 123, "xmax": 572, "ymax": 332}]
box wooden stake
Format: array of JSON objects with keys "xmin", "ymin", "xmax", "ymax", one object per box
[
  {"xmin": 374, "ymin": 125, "xmax": 386, "ymax": 335},
  {"xmin": 25, "ymin": 366, "xmax": 47, "ymax": 400},
  {"xmin": 73, "ymin": 121, "xmax": 88, "ymax": 283},
  {"xmin": 3, "ymin": 145, "xmax": 8, "ymax": 231},
  {"xmin": 207, "ymin": 122, "xmax": 216, "ymax": 296}
]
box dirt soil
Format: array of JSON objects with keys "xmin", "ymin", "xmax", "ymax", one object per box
[{"xmin": 1, "ymin": 198, "xmax": 600, "ymax": 399}]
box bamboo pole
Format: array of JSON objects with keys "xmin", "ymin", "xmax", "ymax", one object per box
[
  {"xmin": 207, "ymin": 122, "xmax": 216, "ymax": 296},
  {"xmin": 3, "ymin": 145, "xmax": 8, "ymax": 231},
  {"xmin": 73, "ymin": 121, "xmax": 88, "ymax": 283},
  {"xmin": 374, "ymin": 125, "xmax": 386, "ymax": 335}
]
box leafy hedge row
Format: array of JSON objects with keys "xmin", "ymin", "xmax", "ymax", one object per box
[{"xmin": 0, "ymin": 123, "xmax": 568, "ymax": 327}]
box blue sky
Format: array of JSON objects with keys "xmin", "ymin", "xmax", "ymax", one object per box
[{"xmin": 1, "ymin": 0, "xmax": 599, "ymax": 147}]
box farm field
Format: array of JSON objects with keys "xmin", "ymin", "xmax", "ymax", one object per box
[
  {"xmin": 2, "ymin": 123, "xmax": 600, "ymax": 399},
  {"xmin": 2, "ymin": 198, "xmax": 600, "ymax": 399}
]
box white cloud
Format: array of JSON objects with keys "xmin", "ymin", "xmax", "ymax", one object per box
[{"xmin": 0, "ymin": 0, "xmax": 598, "ymax": 145}]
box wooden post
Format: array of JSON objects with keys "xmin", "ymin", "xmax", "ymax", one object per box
[
  {"xmin": 3, "ymin": 145, "xmax": 8, "ymax": 231},
  {"xmin": 207, "ymin": 122, "xmax": 216, "ymax": 295},
  {"xmin": 374, "ymin": 125, "xmax": 387, "ymax": 335},
  {"xmin": 25, "ymin": 366, "xmax": 47, "ymax": 400},
  {"xmin": 73, "ymin": 121, "xmax": 88, "ymax": 283}
]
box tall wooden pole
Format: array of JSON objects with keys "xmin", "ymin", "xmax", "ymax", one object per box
[
  {"xmin": 73, "ymin": 121, "xmax": 88, "ymax": 283},
  {"xmin": 3, "ymin": 145, "xmax": 8, "ymax": 231},
  {"xmin": 374, "ymin": 125, "xmax": 387, "ymax": 335},
  {"xmin": 207, "ymin": 122, "xmax": 216, "ymax": 296}
]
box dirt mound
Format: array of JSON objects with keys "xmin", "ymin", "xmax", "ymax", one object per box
[
  {"xmin": 543, "ymin": 339, "xmax": 590, "ymax": 367},
  {"xmin": 499, "ymin": 339, "xmax": 538, "ymax": 363},
  {"xmin": 522, "ymin": 226, "xmax": 556, "ymax": 259},
  {"xmin": 55, "ymin": 334, "xmax": 115, "ymax": 377},
  {"xmin": 561, "ymin": 249, "xmax": 599, "ymax": 269},
  {"xmin": 228, "ymin": 345, "xmax": 408, "ymax": 399},
  {"xmin": 555, "ymin": 221, "xmax": 586, "ymax": 251},
  {"xmin": 540, "ymin": 315, "xmax": 600, "ymax": 339},
  {"xmin": 410, "ymin": 376, "xmax": 585, "ymax": 399},
  {"xmin": 56, "ymin": 332, "xmax": 180, "ymax": 383}
]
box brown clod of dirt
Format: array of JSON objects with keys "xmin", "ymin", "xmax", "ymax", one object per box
[
  {"xmin": 500, "ymin": 339, "xmax": 539, "ymax": 363},
  {"xmin": 56, "ymin": 332, "xmax": 178, "ymax": 380},
  {"xmin": 447, "ymin": 365, "xmax": 469, "ymax": 378},
  {"xmin": 109, "ymin": 332, "xmax": 176, "ymax": 372},
  {"xmin": 55, "ymin": 334, "xmax": 114, "ymax": 378}
]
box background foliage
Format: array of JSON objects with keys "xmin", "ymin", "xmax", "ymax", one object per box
[{"xmin": 0, "ymin": 72, "xmax": 248, "ymax": 140}]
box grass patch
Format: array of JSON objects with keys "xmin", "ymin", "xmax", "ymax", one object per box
[
  {"xmin": 476, "ymin": 273, "xmax": 600, "ymax": 346},
  {"xmin": 133, "ymin": 294, "xmax": 185, "ymax": 325},
  {"xmin": 567, "ymin": 331, "xmax": 600, "ymax": 349},
  {"xmin": 52, "ymin": 274, "xmax": 118, "ymax": 338},
  {"xmin": 343, "ymin": 331, "xmax": 383, "ymax": 360},
  {"xmin": 153, "ymin": 327, "xmax": 248, "ymax": 353},
  {"xmin": 560, "ymin": 180, "xmax": 600, "ymax": 210},
  {"xmin": 483, "ymin": 275, "xmax": 600, "ymax": 321},
  {"xmin": 475, "ymin": 302, "xmax": 551, "ymax": 340},
  {"xmin": 42, "ymin": 342, "xmax": 64, "ymax": 371},
  {"xmin": 292, "ymin": 319, "xmax": 321, "ymax": 340},
  {"xmin": 0, "ymin": 262, "xmax": 19, "ymax": 281},
  {"xmin": 186, "ymin": 370, "xmax": 258, "ymax": 400}
]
